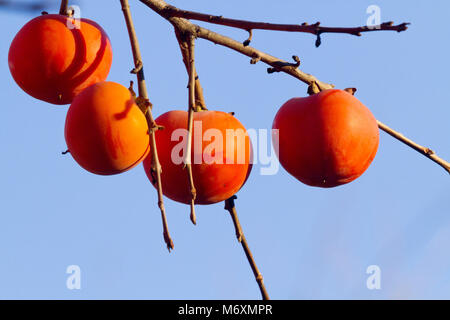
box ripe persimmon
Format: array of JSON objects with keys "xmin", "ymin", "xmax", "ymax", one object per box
[
  {"xmin": 65, "ymin": 81, "xmax": 150, "ymax": 175},
  {"xmin": 143, "ymin": 110, "xmax": 252, "ymax": 204},
  {"xmin": 8, "ymin": 14, "xmax": 112, "ymax": 105},
  {"xmin": 272, "ymin": 89, "xmax": 379, "ymax": 188}
]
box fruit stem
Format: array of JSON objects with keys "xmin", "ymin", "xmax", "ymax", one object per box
[
  {"xmin": 59, "ymin": 0, "xmax": 68, "ymax": 15},
  {"xmin": 307, "ymin": 81, "xmax": 321, "ymax": 95},
  {"xmin": 120, "ymin": 0, "xmax": 174, "ymax": 251},
  {"xmin": 224, "ymin": 196, "xmax": 270, "ymax": 300}
]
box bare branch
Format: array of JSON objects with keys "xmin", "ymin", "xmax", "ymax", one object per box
[
  {"xmin": 120, "ymin": 0, "xmax": 174, "ymax": 251},
  {"xmin": 160, "ymin": 5, "xmax": 409, "ymax": 38},
  {"xmin": 174, "ymin": 28, "xmax": 207, "ymax": 110},
  {"xmin": 183, "ymin": 34, "xmax": 198, "ymax": 225},
  {"xmin": 224, "ymin": 196, "xmax": 270, "ymax": 300},
  {"xmin": 378, "ymin": 121, "xmax": 450, "ymax": 174}
]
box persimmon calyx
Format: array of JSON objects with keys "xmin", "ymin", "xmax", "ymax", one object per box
[
  {"xmin": 344, "ymin": 87, "xmax": 357, "ymax": 95},
  {"xmin": 307, "ymin": 81, "xmax": 321, "ymax": 95}
]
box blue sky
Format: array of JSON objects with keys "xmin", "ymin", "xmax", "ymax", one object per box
[{"xmin": 0, "ymin": 0, "xmax": 449, "ymax": 299}]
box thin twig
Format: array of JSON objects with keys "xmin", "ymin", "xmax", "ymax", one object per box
[
  {"xmin": 183, "ymin": 34, "xmax": 198, "ymax": 225},
  {"xmin": 378, "ymin": 121, "xmax": 450, "ymax": 174},
  {"xmin": 161, "ymin": 5, "xmax": 409, "ymax": 37},
  {"xmin": 120, "ymin": 0, "xmax": 174, "ymax": 251},
  {"xmin": 224, "ymin": 196, "xmax": 269, "ymax": 300},
  {"xmin": 175, "ymin": 29, "xmax": 207, "ymax": 110},
  {"xmin": 59, "ymin": 0, "xmax": 68, "ymax": 15}
]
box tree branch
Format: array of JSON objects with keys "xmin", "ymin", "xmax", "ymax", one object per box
[
  {"xmin": 224, "ymin": 196, "xmax": 269, "ymax": 300},
  {"xmin": 120, "ymin": 0, "xmax": 174, "ymax": 251},
  {"xmin": 377, "ymin": 121, "xmax": 450, "ymax": 174},
  {"xmin": 161, "ymin": 5, "xmax": 409, "ymax": 42},
  {"xmin": 183, "ymin": 34, "xmax": 198, "ymax": 225},
  {"xmin": 175, "ymin": 28, "xmax": 207, "ymax": 110}
]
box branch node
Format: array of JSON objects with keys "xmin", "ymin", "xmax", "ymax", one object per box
[
  {"xmin": 243, "ymin": 29, "xmax": 253, "ymax": 47},
  {"xmin": 209, "ymin": 15, "xmax": 223, "ymax": 21},
  {"xmin": 135, "ymin": 96, "xmax": 153, "ymax": 114},
  {"xmin": 398, "ymin": 22, "xmax": 411, "ymax": 32},
  {"xmin": 267, "ymin": 57, "xmax": 300, "ymax": 73},
  {"xmin": 224, "ymin": 195, "xmax": 238, "ymax": 211},
  {"xmin": 162, "ymin": 4, "xmax": 176, "ymax": 16},
  {"xmin": 62, "ymin": 149, "xmax": 70, "ymax": 155},
  {"xmin": 128, "ymin": 80, "xmax": 137, "ymax": 97},
  {"xmin": 130, "ymin": 60, "xmax": 143, "ymax": 74},
  {"xmin": 315, "ymin": 32, "xmax": 322, "ymax": 48},
  {"xmin": 250, "ymin": 53, "xmax": 261, "ymax": 64},
  {"xmin": 292, "ymin": 55, "xmax": 301, "ymax": 67},
  {"xmin": 149, "ymin": 123, "xmax": 164, "ymax": 134}
]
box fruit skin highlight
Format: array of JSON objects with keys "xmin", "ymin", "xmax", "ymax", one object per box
[
  {"xmin": 65, "ymin": 81, "xmax": 150, "ymax": 175},
  {"xmin": 143, "ymin": 110, "xmax": 253, "ymax": 205},
  {"xmin": 272, "ymin": 89, "xmax": 379, "ymax": 188},
  {"xmin": 8, "ymin": 14, "xmax": 113, "ymax": 105}
]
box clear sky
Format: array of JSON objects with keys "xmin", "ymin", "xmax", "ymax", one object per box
[{"xmin": 0, "ymin": 0, "xmax": 449, "ymax": 299}]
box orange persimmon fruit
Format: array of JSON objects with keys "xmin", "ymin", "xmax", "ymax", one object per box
[
  {"xmin": 272, "ymin": 89, "xmax": 379, "ymax": 188},
  {"xmin": 65, "ymin": 81, "xmax": 150, "ymax": 175},
  {"xmin": 8, "ymin": 14, "xmax": 112, "ymax": 105},
  {"xmin": 143, "ymin": 110, "xmax": 252, "ymax": 204}
]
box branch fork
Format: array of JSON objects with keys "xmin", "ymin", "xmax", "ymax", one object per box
[{"xmin": 267, "ymin": 55, "xmax": 301, "ymax": 74}]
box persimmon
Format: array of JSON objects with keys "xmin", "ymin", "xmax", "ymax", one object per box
[
  {"xmin": 65, "ymin": 81, "xmax": 150, "ymax": 175},
  {"xmin": 143, "ymin": 110, "xmax": 252, "ymax": 204},
  {"xmin": 8, "ymin": 14, "xmax": 112, "ymax": 105},
  {"xmin": 272, "ymin": 89, "xmax": 379, "ymax": 188}
]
